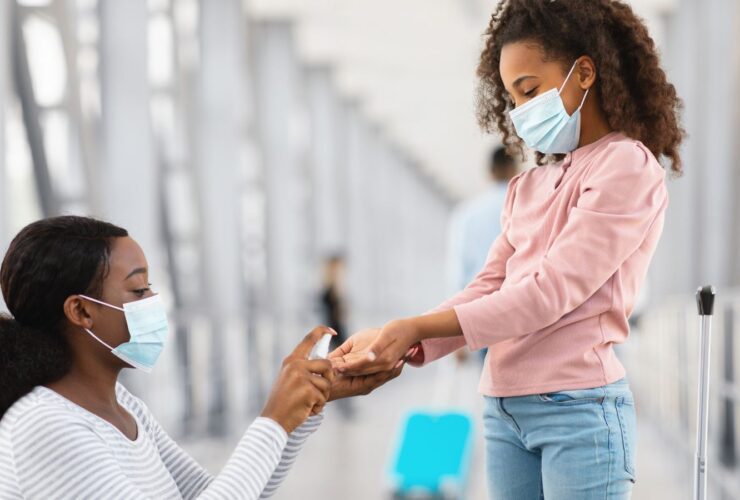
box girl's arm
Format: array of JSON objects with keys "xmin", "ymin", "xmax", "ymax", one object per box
[
  {"xmin": 341, "ymin": 143, "xmax": 667, "ymax": 375},
  {"xmin": 411, "ymin": 175, "xmax": 520, "ymax": 365}
]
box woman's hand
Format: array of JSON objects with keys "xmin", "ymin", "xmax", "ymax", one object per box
[
  {"xmin": 330, "ymin": 321, "xmax": 422, "ymax": 376},
  {"xmin": 261, "ymin": 327, "xmax": 336, "ymax": 433}
]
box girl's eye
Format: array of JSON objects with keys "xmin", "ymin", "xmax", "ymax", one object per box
[{"xmin": 524, "ymin": 86, "xmax": 539, "ymax": 97}]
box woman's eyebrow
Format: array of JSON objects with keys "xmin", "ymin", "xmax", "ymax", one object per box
[{"xmin": 124, "ymin": 267, "xmax": 147, "ymax": 280}]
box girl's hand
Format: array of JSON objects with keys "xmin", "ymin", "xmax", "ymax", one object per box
[
  {"xmin": 261, "ymin": 327, "xmax": 336, "ymax": 433},
  {"xmin": 330, "ymin": 320, "xmax": 422, "ymax": 376}
]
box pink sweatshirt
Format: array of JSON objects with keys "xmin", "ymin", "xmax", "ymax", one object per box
[{"xmin": 421, "ymin": 132, "xmax": 668, "ymax": 397}]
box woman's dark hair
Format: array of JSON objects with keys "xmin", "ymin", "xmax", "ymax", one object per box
[
  {"xmin": 0, "ymin": 216, "xmax": 128, "ymax": 418},
  {"xmin": 476, "ymin": 0, "xmax": 685, "ymax": 173}
]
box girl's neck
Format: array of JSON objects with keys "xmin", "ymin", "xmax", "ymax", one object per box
[{"xmin": 577, "ymin": 94, "xmax": 614, "ymax": 148}]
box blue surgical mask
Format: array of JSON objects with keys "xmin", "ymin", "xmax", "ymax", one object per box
[
  {"xmin": 79, "ymin": 294, "xmax": 169, "ymax": 373},
  {"xmin": 509, "ymin": 60, "xmax": 589, "ymax": 154}
]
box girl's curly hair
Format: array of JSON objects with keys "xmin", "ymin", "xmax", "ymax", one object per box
[{"xmin": 477, "ymin": 0, "xmax": 685, "ymax": 173}]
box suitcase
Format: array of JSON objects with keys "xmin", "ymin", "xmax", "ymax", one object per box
[{"xmin": 388, "ymin": 410, "xmax": 474, "ymax": 499}]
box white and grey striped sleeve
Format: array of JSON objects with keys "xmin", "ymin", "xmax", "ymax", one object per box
[
  {"xmin": 149, "ymin": 414, "xmax": 324, "ymax": 499},
  {"xmin": 10, "ymin": 406, "xmax": 149, "ymax": 499},
  {"xmin": 190, "ymin": 417, "xmax": 289, "ymax": 499},
  {"xmin": 260, "ymin": 413, "xmax": 324, "ymax": 498},
  {"xmin": 131, "ymin": 391, "xmax": 324, "ymax": 500}
]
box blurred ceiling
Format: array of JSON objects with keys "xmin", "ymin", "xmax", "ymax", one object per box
[{"xmin": 249, "ymin": 0, "xmax": 677, "ymax": 198}]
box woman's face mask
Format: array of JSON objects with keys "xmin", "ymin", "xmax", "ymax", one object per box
[
  {"xmin": 508, "ymin": 60, "xmax": 589, "ymax": 154},
  {"xmin": 79, "ymin": 294, "xmax": 169, "ymax": 373}
]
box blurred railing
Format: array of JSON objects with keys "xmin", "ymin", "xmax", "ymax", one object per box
[{"xmin": 624, "ymin": 289, "xmax": 739, "ymax": 499}]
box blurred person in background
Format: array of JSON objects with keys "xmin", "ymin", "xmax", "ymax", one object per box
[
  {"xmin": 0, "ymin": 216, "xmax": 401, "ymax": 499},
  {"xmin": 332, "ymin": 0, "xmax": 685, "ymax": 498},
  {"xmin": 318, "ymin": 254, "xmax": 356, "ymax": 418},
  {"xmin": 319, "ymin": 254, "xmax": 348, "ymax": 351},
  {"xmin": 448, "ymin": 146, "xmax": 520, "ymax": 364}
]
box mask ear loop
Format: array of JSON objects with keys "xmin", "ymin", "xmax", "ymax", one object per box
[
  {"xmin": 558, "ymin": 60, "xmax": 590, "ymax": 115},
  {"xmin": 78, "ymin": 295, "xmax": 125, "ymax": 350},
  {"xmin": 575, "ymin": 88, "xmax": 590, "ymax": 111},
  {"xmin": 78, "ymin": 294, "xmax": 125, "ymax": 312},
  {"xmin": 84, "ymin": 327, "xmax": 116, "ymax": 350},
  {"xmin": 557, "ymin": 60, "xmax": 580, "ymax": 94}
]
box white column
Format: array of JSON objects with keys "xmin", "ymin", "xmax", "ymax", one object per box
[
  {"xmin": 196, "ymin": 0, "xmax": 252, "ymax": 431},
  {"xmin": 98, "ymin": 0, "xmax": 163, "ymax": 399},
  {"xmin": 0, "ymin": 0, "xmax": 8, "ymax": 257},
  {"xmin": 649, "ymin": 0, "xmax": 699, "ymax": 297},
  {"xmin": 346, "ymin": 104, "xmax": 375, "ymax": 327},
  {"xmin": 651, "ymin": 0, "xmax": 739, "ymax": 295},
  {"xmin": 307, "ymin": 66, "xmax": 344, "ymax": 258},
  {"xmin": 699, "ymin": 0, "xmax": 736, "ymax": 287},
  {"xmin": 98, "ymin": 0, "xmax": 159, "ymax": 258},
  {"xmin": 253, "ymin": 20, "xmax": 313, "ymax": 364}
]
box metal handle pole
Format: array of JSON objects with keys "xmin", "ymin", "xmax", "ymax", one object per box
[{"xmin": 694, "ymin": 285, "xmax": 715, "ymax": 500}]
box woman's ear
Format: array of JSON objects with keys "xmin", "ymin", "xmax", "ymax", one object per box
[
  {"xmin": 64, "ymin": 295, "xmax": 93, "ymax": 330},
  {"xmin": 576, "ymin": 56, "xmax": 597, "ymax": 90}
]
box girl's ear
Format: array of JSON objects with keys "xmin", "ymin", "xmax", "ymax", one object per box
[{"xmin": 576, "ymin": 56, "xmax": 597, "ymax": 90}]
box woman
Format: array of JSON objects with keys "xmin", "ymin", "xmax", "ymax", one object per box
[
  {"xmin": 0, "ymin": 215, "xmax": 401, "ymax": 499},
  {"xmin": 332, "ymin": 0, "xmax": 683, "ymax": 498}
]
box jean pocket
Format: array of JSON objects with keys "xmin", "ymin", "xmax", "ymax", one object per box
[
  {"xmin": 615, "ymin": 396, "xmax": 637, "ymax": 481},
  {"xmin": 537, "ymin": 387, "xmax": 605, "ymax": 405}
]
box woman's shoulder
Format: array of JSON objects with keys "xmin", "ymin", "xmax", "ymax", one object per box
[{"xmin": 0, "ymin": 386, "xmax": 91, "ymax": 439}]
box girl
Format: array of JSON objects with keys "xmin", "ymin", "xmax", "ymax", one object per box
[
  {"xmin": 332, "ymin": 0, "xmax": 684, "ymax": 498},
  {"xmin": 0, "ymin": 216, "xmax": 401, "ymax": 499}
]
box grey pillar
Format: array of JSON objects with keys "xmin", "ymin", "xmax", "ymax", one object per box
[
  {"xmin": 196, "ymin": 0, "xmax": 252, "ymax": 432},
  {"xmin": 0, "ymin": 0, "xmax": 8, "ymax": 257},
  {"xmin": 253, "ymin": 21, "xmax": 313, "ymax": 366},
  {"xmin": 307, "ymin": 66, "xmax": 345, "ymax": 259},
  {"xmin": 99, "ymin": 0, "xmax": 158, "ymax": 251},
  {"xmin": 98, "ymin": 0, "xmax": 163, "ymax": 397},
  {"xmin": 698, "ymin": 0, "xmax": 735, "ymax": 288},
  {"xmin": 345, "ymin": 104, "xmax": 375, "ymax": 327},
  {"xmin": 652, "ymin": 0, "xmax": 740, "ymax": 296}
]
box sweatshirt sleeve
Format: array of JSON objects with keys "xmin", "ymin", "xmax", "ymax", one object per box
[{"xmin": 416, "ymin": 174, "xmax": 520, "ymax": 364}]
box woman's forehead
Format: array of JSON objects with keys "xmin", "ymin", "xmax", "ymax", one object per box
[{"xmin": 107, "ymin": 237, "xmax": 148, "ymax": 279}]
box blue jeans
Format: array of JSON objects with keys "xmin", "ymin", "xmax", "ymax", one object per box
[{"xmin": 483, "ymin": 378, "xmax": 636, "ymax": 499}]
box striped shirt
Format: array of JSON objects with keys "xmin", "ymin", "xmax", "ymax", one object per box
[{"xmin": 0, "ymin": 384, "xmax": 322, "ymax": 499}]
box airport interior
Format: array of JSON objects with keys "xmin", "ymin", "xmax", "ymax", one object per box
[{"xmin": 0, "ymin": 0, "xmax": 739, "ymax": 498}]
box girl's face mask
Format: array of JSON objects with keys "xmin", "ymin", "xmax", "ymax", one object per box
[
  {"xmin": 79, "ymin": 294, "xmax": 169, "ymax": 373},
  {"xmin": 508, "ymin": 60, "xmax": 589, "ymax": 154}
]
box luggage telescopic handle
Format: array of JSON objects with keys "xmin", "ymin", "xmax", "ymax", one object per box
[
  {"xmin": 693, "ymin": 285, "xmax": 716, "ymax": 500},
  {"xmin": 696, "ymin": 285, "xmax": 715, "ymax": 316}
]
